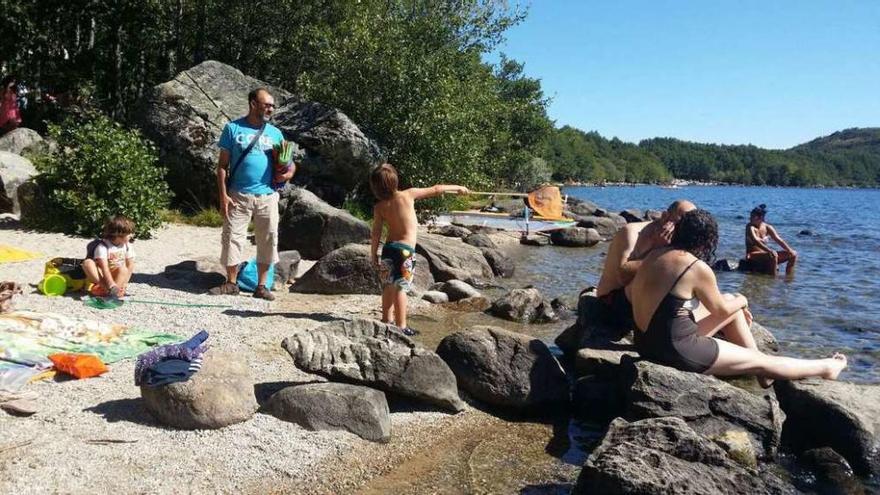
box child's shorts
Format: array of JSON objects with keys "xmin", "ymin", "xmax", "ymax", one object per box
[{"xmin": 380, "ymin": 241, "xmax": 416, "ymax": 292}]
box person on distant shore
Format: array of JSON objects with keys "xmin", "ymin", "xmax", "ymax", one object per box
[
  {"xmin": 628, "ymin": 209, "xmax": 846, "ymax": 384},
  {"xmin": 208, "ymin": 87, "xmax": 296, "ymax": 300},
  {"xmin": 744, "ymin": 204, "xmax": 797, "ymax": 276},
  {"xmin": 595, "ymin": 199, "xmax": 696, "ymax": 328},
  {"xmin": 82, "ymin": 215, "xmax": 136, "ymax": 298},
  {"xmin": 0, "ymin": 75, "xmax": 22, "ymax": 135},
  {"xmin": 369, "ymin": 163, "xmax": 469, "ymax": 336}
]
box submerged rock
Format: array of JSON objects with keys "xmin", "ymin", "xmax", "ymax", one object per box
[
  {"xmin": 141, "ymin": 352, "xmax": 258, "ymax": 430},
  {"xmin": 282, "ymin": 318, "xmax": 465, "ymax": 412},
  {"xmin": 775, "ymin": 378, "xmax": 880, "ymax": 475},
  {"xmin": 549, "ymin": 227, "xmax": 601, "ymax": 247},
  {"xmin": 574, "ymin": 417, "xmax": 795, "ymax": 495},
  {"xmin": 479, "ymin": 247, "xmax": 515, "ymax": 278},
  {"xmin": 267, "ymin": 382, "xmax": 390, "ymax": 442},
  {"xmin": 436, "ymin": 326, "xmax": 568, "ymax": 410},
  {"xmin": 488, "ymin": 287, "xmax": 557, "ymax": 323}
]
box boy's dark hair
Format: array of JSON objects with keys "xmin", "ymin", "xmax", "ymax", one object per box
[
  {"xmin": 102, "ymin": 214, "xmax": 135, "ymax": 239},
  {"xmin": 750, "ymin": 204, "xmax": 767, "ymax": 219},
  {"xmin": 671, "ymin": 209, "xmax": 718, "ymax": 263},
  {"xmin": 369, "ymin": 163, "xmax": 399, "ymax": 200}
]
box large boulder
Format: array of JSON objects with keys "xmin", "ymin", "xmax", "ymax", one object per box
[
  {"xmin": 436, "ymin": 326, "xmax": 568, "ymax": 410},
  {"xmin": 566, "ymin": 199, "xmax": 599, "ymax": 216},
  {"xmin": 278, "ymin": 187, "xmax": 370, "ymax": 260},
  {"xmin": 488, "ymin": 287, "xmax": 557, "ymax": 323},
  {"xmin": 281, "ymin": 318, "xmax": 465, "ymax": 412},
  {"xmin": 621, "ymin": 357, "xmax": 785, "ymax": 460},
  {"xmin": 774, "ymin": 378, "xmax": 880, "ymax": 475},
  {"xmin": 272, "ymin": 101, "xmax": 382, "ymax": 205},
  {"xmin": 134, "ymin": 61, "xmax": 378, "ymax": 206},
  {"xmin": 574, "ymin": 417, "xmax": 796, "ymax": 495},
  {"xmin": 134, "ymin": 61, "xmax": 292, "ymax": 205},
  {"xmin": 266, "ymin": 382, "xmax": 391, "ymax": 442},
  {"xmin": 479, "ymin": 247, "xmax": 515, "ymax": 278},
  {"xmin": 163, "ymin": 257, "xmax": 227, "ymax": 290},
  {"xmin": 289, "ymin": 243, "xmax": 432, "ymax": 294},
  {"xmin": 0, "ymin": 151, "xmax": 37, "ymax": 214},
  {"xmin": 140, "ymin": 351, "xmax": 258, "ymax": 429},
  {"xmin": 462, "ymin": 233, "xmax": 497, "ymax": 249},
  {"xmin": 554, "ymin": 289, "xmax": 633, "ymax": 354},
  {"xmin": 574, "ymin": 215, "xmax": 619, "ymax": 237},
  {"xmin": 416, "ymin": 233, "xmax": 493, "ymax": 284},
  {"xmin": 0, "ymin": 127, "xmax": 45, "ymax": 155},
  {"xmin": 549, "ymin": 227, "xmax": 601, "ymax": 247}
]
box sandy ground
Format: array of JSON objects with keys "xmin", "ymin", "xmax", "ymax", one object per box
[{"xmin": 0, "ymin": 220, "xmax": 566, "ymax": 494}]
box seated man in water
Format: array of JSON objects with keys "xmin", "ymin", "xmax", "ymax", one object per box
[
  {"xmin": 628, "ymin": 209, "xmax": 846, "ymax": 384},
  {"xmin": 745, "ymin": 204, "xmax": 798, "ymax": 276},
  {"xmin": 595, "ymin": 199, "xmax": 696, "ymax": 328}
]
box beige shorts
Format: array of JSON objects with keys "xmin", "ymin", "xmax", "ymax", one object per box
[{"xmin": 220, "ymin": 191, "xmax": 279, "ymax": 267}]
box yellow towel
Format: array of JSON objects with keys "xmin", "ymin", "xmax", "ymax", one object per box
[{"xmin": 0, "ymin": 244, "xmax": 42, "ymax": 263}]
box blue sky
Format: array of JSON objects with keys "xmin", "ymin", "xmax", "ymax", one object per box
[{"xmin": 490, "ymin": 1, "xmax": 880, "ymax": 149}]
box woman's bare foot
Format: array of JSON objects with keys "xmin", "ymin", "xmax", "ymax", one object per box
[{"xmin": 822, "ymin": 353, "xmax": 847, "ymax": 380}]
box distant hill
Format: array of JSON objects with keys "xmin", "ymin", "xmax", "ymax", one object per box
[
  {"xmin": 544, "ymin": 126, "xmax": 880, "ymax": 187},
  {"xmin": 792, "ymin": 127, "xmax": 880, "ymax": 152}
]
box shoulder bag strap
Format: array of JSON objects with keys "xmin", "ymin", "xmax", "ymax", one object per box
[{"xmin": 226, "ymin": 122, "xmax": 267, "ymax": 190}]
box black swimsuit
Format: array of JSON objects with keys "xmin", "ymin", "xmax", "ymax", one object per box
[{"xmin": 634, "ymin": 260, "xmax": 720, "ymax": 373}]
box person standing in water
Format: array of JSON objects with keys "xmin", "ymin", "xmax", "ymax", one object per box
[{"xmin": 745, "ymin": 204, "xmax": 798, "ymax": 276}]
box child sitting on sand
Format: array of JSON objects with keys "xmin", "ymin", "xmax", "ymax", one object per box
[
  {"xmin": 369, "ymin": 163, "xmax": 469, "ymax": 336},
  {"xmin": 82, "ymin": 215, "xmax": 136, "ymax": 298}
]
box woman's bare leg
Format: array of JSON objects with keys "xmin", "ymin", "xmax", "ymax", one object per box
[{"xmin": 707, "ymin": 339, "xmax": 847, "ymax": 381}]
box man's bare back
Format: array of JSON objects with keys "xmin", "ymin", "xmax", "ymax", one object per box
[{"xmin": 596, "ymin": 221, "xmax": 651, "ymax": 296}]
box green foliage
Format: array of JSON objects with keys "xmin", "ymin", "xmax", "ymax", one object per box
[
  {"xmin": 160, "ymin": 208, "xmax": 223, "ymax": 227},
  {"xmin": 30, "ymin": 114, "xmax": 171, "ymax": 237}
]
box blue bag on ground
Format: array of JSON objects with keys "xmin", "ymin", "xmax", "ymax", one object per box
[{"xmin": 236, "ymin": 258, "xmax": 275, "ymax": 292}]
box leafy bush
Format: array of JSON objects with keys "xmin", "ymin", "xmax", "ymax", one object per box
[
  {"xmin": 160, "ymin": 208, "xmax": 224, "ymax": 228},
  {"xmin": 29, "ymin": 114, "xmax": 171, "ymax": 237}
]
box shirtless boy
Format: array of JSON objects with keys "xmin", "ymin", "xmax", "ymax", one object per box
[
  {"xmin": 369, "ymin": 163, "xmax": 469, "ymax": 336},
  {"xmin": 595, "ymin": 200, "xmax": 696, "ymax": 327},
  {"xmin": 745, "ymin": 204, "xmax": 798, "ymax": 276}
]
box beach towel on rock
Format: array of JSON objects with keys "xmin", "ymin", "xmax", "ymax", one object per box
[{"xmin": 0, "ymin": 311, "xmax": 179, "ymax": 391}]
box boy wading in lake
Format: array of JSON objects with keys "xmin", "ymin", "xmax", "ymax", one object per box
[{"xmin": 369, "ymin": 163, "xmax": 469, "ymax": 336}]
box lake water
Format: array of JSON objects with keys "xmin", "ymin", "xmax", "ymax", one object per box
[{"xmin": 503, "ymin": 185, "xmax": 880, "ymax": 383}]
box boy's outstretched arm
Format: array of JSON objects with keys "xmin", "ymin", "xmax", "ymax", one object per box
[
  {"xmin": 408, "ymin": 184, "xmax": 470, "ymax": 201},
  {"xmin": 370, "ymin": 205, "xmax": 384, "ymax": 267}
]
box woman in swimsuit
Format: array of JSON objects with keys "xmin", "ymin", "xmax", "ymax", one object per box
[
  {"xmin": 627, "ymin": 209, "xmax": 846, "ymax": 384},
  {"xmin": 745, "ymin": 204, "xmax": 798, "ymax": 276}
]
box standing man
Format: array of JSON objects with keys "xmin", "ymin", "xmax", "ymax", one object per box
[
  {"xmin": 595, "ymin": 199, "xmax": 696, "ymax": 327},
  {"xmin": 209, "ymin": 88, "xmax": 296, "ymax": 300}
]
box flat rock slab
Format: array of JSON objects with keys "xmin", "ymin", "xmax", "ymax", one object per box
[
  {"xmin": 574, "ymin": 417, "xmax": 796, "ymax": 495},
  {"xmin": 282, "ymin": 318, "xmax": 465, "ymax": 412},
  {"xmin": 436, "ymin": 326, "xmax": 568, "ymax": 410},
  {"xmin": 416, "ymin": 233, "xmax": 493, "ymax": 284},
  {"xmin": 775, "ymin": 378, "xmax": 880, "ymax": 475},
  {"xmin": 141, "ymin": 352, "xmax": 258, "ymax": 430},
  {"xmin": 622, "ymin": 357, "xmax": 785, "ymax": 460},
  {"xmin": 267, "ymin": 382, "xmax": 390, "ymax": 442}
]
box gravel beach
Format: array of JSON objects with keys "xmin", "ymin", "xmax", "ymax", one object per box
[{"xmin": 0, "ymin": 220, "xmax": 523, "ymax": 494}]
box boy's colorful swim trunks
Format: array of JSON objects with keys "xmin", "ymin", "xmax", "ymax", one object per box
[{"xmin": 380, "ymin": 241, "xmax": 416, "ymax": 292}]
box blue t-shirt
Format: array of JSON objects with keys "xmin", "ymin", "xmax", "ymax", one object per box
[{"xmin": 218, "ymin": 118, "xmax": 284, "ymax": 195}]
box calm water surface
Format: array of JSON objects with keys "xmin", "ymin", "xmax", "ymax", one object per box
[{"xmin": 503, "ymin": 185, "xmax": 880, "ymax": 383}]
